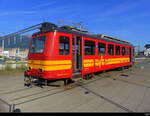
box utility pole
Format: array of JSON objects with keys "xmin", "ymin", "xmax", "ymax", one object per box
[{"xmin": 0, "ymin": 32, "xmax": 5, "ymax": 57}]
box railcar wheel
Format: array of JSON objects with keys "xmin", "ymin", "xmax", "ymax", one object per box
[
  {"xmin": 64, "ymin": 79, "xmax": 67, "ymax": 85},
  {"xmin": 84, "ymin": 74, "xmax": 93, "ymax": 80},
  {"xmin": 24, "ymin": 76, "xmax": 32, "ymax": 87},
  {"xmin": 47, "ymin": 80, "xmax": 66, "ymax": 87},
  {"xmin": 118, "ymin": 67, "xmax": 124, "ymax": 71},
  {"xmin": 124, "ymin": 66, "xmax": 130, "ymax": 69}
]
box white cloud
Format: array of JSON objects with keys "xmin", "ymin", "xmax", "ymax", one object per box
[
  {"xmin": 0, "ymin": 11, "xmax": 37, "ymax": 16},
  {"xmin": 31, "ymin": 1, "xmax": 58, "ymax": 9},
  {"xmin": 91, "ymin": 0, "xmax": 145, "ymax": 22}
]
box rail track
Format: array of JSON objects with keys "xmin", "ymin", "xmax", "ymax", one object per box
[
  {"xmin": 10, "ymin": 87, "xmax": 61, "ymax": 102},
  {"xmin": 97, "ymin": 68, "xmax": 150, "ymax": 89},
  {"xmin": 13, "ymin": 73, "xmax": 134, "ymax": 112},
  {"xmin": 10, "ymin": 69, "xmax": 133, "ymax": 112},
  {"xmin": 1, "ymin": 66, "xmax": 148, "ymax": 112},
  {"xmin": 0, "ymin": 86, "xmax": 37, "ymax": 95}
]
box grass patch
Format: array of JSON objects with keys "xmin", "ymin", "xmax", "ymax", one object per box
[{"xmin": 0, "ymin": 64, "xmax": 27, "ymax": 76}]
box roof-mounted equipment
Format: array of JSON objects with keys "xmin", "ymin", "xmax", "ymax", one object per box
[
  {"xmin": 60, "ymin": 25, "xmax": 89, "ymax": 33},
  {"xmin": 98, "ymin": 34, "xmax": 130, "ymax": 44},
  {"xmin": 40, "ymin": 22, "xmax": 58, "ymax": 33}
]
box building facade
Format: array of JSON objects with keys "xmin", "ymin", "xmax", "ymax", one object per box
[{"xmin": 0, "ymin": 35, "xmax": 31, "ymax": 60}]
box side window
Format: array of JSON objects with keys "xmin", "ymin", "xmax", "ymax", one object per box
[
  {"xmin": 98, "ymin": 43, "xmax": 106, "ymax": 56},
  {"xmin": 108, "ymin": 44, "xmax": 114, "ymax": 56},
  {"xmin": 122, "ymin": 47, "xmax": 126, "ymax": 56},
  {"xmin": 126, "ymin": 47, "xmax": 129, "ymax": 55},
  {"xmin": 84, "ymin": 40, "xmax": 95, "ymax": 55},
  {"xmin": 59, "ymin": 36, "xmax": 70, "ymax": 55},
  {"xmin": 116, "ymin": 46, "xmax": 120, "ymax": 56}
]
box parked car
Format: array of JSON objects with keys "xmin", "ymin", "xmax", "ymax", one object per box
[
  {"xmin": 0, "ymin": 58, "xmax": 5, "ymax": 64},
  {"xmin": 15, "ymin": 57, "xmax": 22, "ymax": 61}
]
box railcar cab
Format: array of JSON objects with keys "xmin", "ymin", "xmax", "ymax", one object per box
[
  {"xmin": 25, "ymin": 22, "xmax": 62, "ymax": 80},
  {"xmin": 25, "ymin": 22, "xmax": 83, "ymax": 82},
  {"xmin": 29, "ymin": 22, "xmax": 58, "ymax": 57}
]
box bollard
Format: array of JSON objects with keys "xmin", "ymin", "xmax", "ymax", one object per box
[
  {"xmin": 9, "ymin": 104, "xmax": 15, "ymax": 113},
  {"xmin": 9, "ymin": 104, "xmax": 21, "ymax": 113}
]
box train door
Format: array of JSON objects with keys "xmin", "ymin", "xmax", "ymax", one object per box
[
  {"xmin": 129, "ymin": 48, "xmax": 132, "ymax": 62},
  {"xmin": 72, "ymin": 36, "xmax": 82, "ymax": 75}
]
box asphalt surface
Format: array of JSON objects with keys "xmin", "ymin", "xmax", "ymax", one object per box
[{"xmin": 0, "ymin": 58, "xmax": 150, "ymax": 112}]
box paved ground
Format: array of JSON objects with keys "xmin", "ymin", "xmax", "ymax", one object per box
[{"xmin": 0, "ymin": 58, "xmax": 150, "ymax": 112}]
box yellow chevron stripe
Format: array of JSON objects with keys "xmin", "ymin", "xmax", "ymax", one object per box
[
  {"xmin": 106, "ymin": 58, "xmax": 129, "ymax": 62},
  {"xmin": 105, "ymin": 58, "xmax": 130, "ymax": 65},
  {"xmin": 84, "ymin": 59, "xmax": 94, "ymax": 63},
  {"xmin": 28, "ymin": 60, "xmax": 72, "ymax": 65},
  {"xmin": 84, "ymin": 63, "xmax": 94, "ymax": 68},
  {"xmin": 84, "ymin": 58, "xmax": 130, "ymax": 68},
  {"xmin": 28, "ymin": 64, "xmax": 72, "ymax": 71},
  {"xmin": 28, "ymin": 58, "xmax": 130, "ymax": 70}
]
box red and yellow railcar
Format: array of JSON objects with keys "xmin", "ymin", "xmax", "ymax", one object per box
[{"xmin": 24, "ymin": 22, "xmax": 134, "ymax": 84}]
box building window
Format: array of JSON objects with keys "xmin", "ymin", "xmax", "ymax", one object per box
[
  {"xmin": 84, "ymin": 40, "xmax": 95, "ymax": 55},
  {"xmin": 116, "ymin": 46, "xmax": 120, "ymax": 56},
  {"xmin": 59, "ymin": 36, "xmax": 70, "ymax": 55},
  {"xmin": 108, "ymin": 44, "xmax": 114, "ymax": 56},
  {"xmin": 98, "ymin": 43, "xmax": 106, "ymax": 56},
  {"xmin": 122, "ymin": 47, "xmax": 126, "ymax": 56}
]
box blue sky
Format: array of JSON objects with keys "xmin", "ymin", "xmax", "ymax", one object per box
[{"xmin": 0, "ymin": 0, "xmax": 150, "ymax": 50}]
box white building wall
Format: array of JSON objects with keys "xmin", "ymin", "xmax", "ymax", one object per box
[{"xmin": 144, "ymin": 48, "xmax": 150, "ymax": 57}]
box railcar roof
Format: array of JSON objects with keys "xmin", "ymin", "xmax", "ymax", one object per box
[
  {"xmin": 33, "ymin": 22, "xmax": 133, "ymax": 47},
  {"xmin": 56, "ymin": 27, "xmax": 133, "ymax": 46}
]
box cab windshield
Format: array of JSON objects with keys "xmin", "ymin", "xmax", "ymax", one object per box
[{"xmin": 30, "ymin": 36, "xmax": 46, "ymax": 53}]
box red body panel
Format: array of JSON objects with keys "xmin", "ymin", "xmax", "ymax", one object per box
[{"xmin": 26, "ymin": 31, "xmax": 134, "ymax": 80}]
